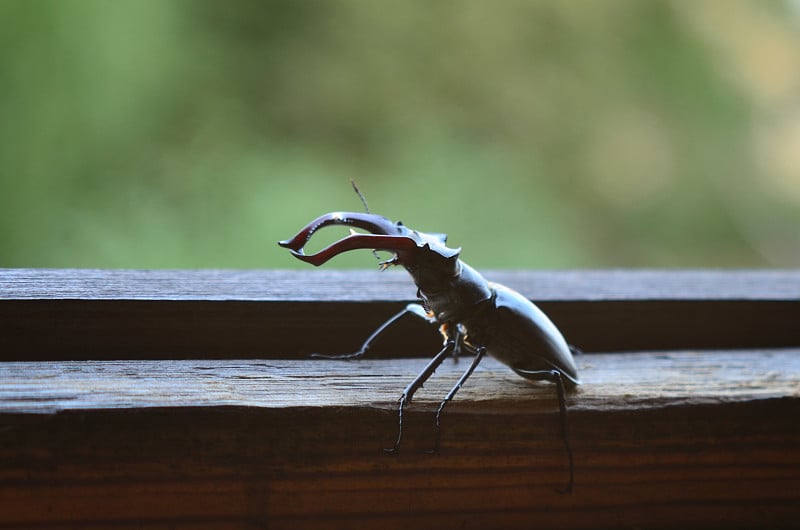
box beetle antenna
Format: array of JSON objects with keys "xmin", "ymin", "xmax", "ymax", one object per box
[
  {"xmin": 351, "ymin": 179, "xmax": 371, "ymax": 214},
  {"xmin": 351, "ymin": 179, "xmax": 383, "ymax": 263}
]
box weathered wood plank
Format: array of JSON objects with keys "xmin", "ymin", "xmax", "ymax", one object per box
[
  {"xmin": 3, "ymin": 268, "xmax": 800, "ymax": 301},
  {"xmin": 1, "ymin": 402, "xmax": 797, "ymax": 529},
  {"xmin": 3, "ymin": 401, "xmax": 796, "ymax": 529},
  {"xmin": 1, "ymin": 269, "xmax": 799, "ymax": 360},
  {"xmin": 0, "ymin": 349, "xmax": 797, "ymax": 529},
  {"xmin": 0, "ymin": 350, "xmax": 797, "ymax": 414},
  {"xmin": 1, "ymin": 266, "xmax": 799, "ymax": 529}
]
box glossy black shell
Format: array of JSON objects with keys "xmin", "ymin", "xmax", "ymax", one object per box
[{"xmin": 463, "ymin": 282, "xmax": 580, "ymax": 385}]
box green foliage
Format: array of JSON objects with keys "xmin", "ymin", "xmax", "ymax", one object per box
[{"xmin": 1, "ymin": 0, "xmax": 798, "ymax": 268}]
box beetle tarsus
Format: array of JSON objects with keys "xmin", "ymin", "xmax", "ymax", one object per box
[
  {"xmin": 549, "ymin": 369, "xmax": 575, "ymax": 495},
  {"xmin": 516, "ymin": 369, "xmax": 574, "ymax": 494},
  {"xmin": 512, "ymin": 367, "xmax": 575, "ymax": 494},
  {"xmin": 383, "ymin": 394, "xmax": 408, "ymax": 454}
]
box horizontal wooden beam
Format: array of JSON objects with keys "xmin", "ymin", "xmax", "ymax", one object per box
[
  {"xmin": 1, "ymin": 269, "xmax": 799, "ymax": 360},
  {"xmin": 1, "ymin": 350, "xmax": 797, "ymax": 413},
  {"xmin": 3, "ymin": 268, "xmax": 799, "ymax": 301},
  {"xmin": 1, "ymin": 349, "xmax": 798, "ymax": 529},
  {"xmin": 2, "ymin": 269, "xmax": 799, "ymax": 528}
]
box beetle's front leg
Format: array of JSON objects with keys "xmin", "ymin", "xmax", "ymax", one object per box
[{"xmin": 311, "ymin": 303, "xmax": 434, "ymax": 360}]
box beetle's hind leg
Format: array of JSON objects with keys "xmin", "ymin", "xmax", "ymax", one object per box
[
  {"xmin": 513, "ymin": 367, "xmax": 575, "ymax": 494},
  {"xmin": 311, "ymin": 303, "xmax": 434, "ymax": 360}
]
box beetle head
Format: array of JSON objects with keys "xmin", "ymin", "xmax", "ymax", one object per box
[{"xmin": 278, "ymin": 212, "xmax": 461, "ymax": 284}]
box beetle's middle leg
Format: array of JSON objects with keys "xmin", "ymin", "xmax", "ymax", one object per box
[
  {"xmin": 312, "ymin": 303, "xmax": 434, "ymax": 360},
  {"xmin": 428, "ymin": 344, "xmax": 487, "ymax": 455},
  {"xmin": 384, "ymin": 337, "xmax": 456, "ymax": 454}
]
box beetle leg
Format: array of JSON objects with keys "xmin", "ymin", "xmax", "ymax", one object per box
[
  {"xmin": 311, "ymin": 303, "xmax": 433, "ymax": 360},
  {"xmin": 513, "ymin": 368, "xmax": 575, "ymax": 494},
  {"xmin": 427, "ymin": 344, "xmax": 487, "ymax": 455},
  {"xmin": 384, "ymin": 338, "xmax": 456, "ymax": 454}
]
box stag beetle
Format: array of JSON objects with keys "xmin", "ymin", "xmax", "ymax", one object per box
[{"xmin": 279, "ymin": 194, "xmax": 580, "ymax": 493}]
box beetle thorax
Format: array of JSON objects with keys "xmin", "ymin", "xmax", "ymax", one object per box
[{"xmin": 413, "ymin": 261, "xmax": 492, "ymax": 322}]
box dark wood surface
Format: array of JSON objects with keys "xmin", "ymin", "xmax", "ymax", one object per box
[
  {"xmin": 2, "ymin": 350, "xmax": 798, "ymax": 529},
  {"xmin": 4, "ymin": 268, "xmax": 800, "ymax": 301},
  {"xmin": 1, "ymin": 350, "xmax": 797, "ymax": 413},
  {"xmin": 2, "ymin": 269, "xmax": 799, "ymax": 359},
  {"xmin": 0, "ymin": 269, "xmax": 798, "ymax": 529}
]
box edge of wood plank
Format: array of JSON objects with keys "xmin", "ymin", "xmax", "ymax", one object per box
[
  {"xmin": 2, "ymin": 268, "xmax": 799, "ymax": 301},
  {"xmin": 1, "ymin": 349, "xmax": 798, "ymax": 415},
  {"xmin": 1, "ymin": 269, "xmax": 799, "ymax": 359}
]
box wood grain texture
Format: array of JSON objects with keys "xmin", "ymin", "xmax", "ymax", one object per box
[
  {"xmin": 1, "ymin": 349, "xmax": 798, "ymax": 528},
  {"xmin": 0, "ymin": 350, "xmax": 797, "ymax": 413},
  {"xmin": 3, "ymin": 268, "xmax": 800, "ymax": 300},
  {"xmin": 2, "ymin": 269, "xmax": 799, "ymax": 359},
  {"xmin": 1, "ymin": 269, "xmax": 799, "ymax": 528},
  {"xmin": 1, "ymin": 401, "xmax": 797, "ymax": 530}
]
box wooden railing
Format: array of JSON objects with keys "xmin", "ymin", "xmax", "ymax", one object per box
[{"xmin": 1, "ymin": 269, "xmax": 798, "ymax": 529}]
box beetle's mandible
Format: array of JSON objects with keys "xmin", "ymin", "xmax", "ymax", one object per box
[{"xmin": 279, "ymin": 195, "xmax": 580, "ymax": 493}]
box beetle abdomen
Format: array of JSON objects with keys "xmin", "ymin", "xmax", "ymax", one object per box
[{"xmin": 466, "ymin": 283, "xmax": 580, "ymax": 385}]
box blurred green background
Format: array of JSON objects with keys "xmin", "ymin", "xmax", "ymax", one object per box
[{"xmin": 1, "ymin": 0, "xmax": 799, "ymax": 269}]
